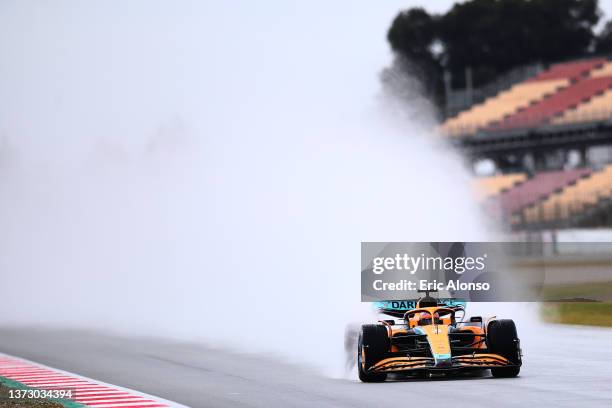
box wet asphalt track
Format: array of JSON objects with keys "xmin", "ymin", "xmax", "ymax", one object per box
[{"xmin": 1, "ymin": 324, "xmax": 612, "ymax": 408}]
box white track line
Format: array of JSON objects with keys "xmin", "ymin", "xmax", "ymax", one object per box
[{"xmin": 0, "ymin": 353, "xmax": 189, "ymax": 408}]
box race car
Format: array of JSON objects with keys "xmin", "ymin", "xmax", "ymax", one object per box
[{"xmin": 357, "ymin": 295, "xmax": 522, "ymax": 382}]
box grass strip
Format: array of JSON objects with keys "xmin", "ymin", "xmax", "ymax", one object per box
[
  {"xmin": 541, "ymin": 302, "xmax": 612, "ymax": 327},
  {"xmin": 0, "ymin": 376, "xmax": 86, "ymax": 408}
]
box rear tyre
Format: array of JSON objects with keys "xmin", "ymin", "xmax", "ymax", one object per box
[
  {"xmin": 487, "ymin": 319, "xmax": 521, "ymax": 378},
  {"xmin": 357, "ymin": 324, "xmax": 389, "ymax": 382}
]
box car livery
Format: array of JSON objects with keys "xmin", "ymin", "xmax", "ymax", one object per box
[{"xmin": 358, "ymin": 296, "xmax": 522, "ymax": 382}]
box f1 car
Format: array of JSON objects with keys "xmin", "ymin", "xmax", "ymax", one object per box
[{"xmin": 357, "ymin": 295, "xmax": 522, "ymax": 382}]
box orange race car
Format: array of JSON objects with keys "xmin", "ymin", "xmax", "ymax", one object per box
[{"xmin": 357, "ymin": 295, "xmax": 522, "ymax": 382}]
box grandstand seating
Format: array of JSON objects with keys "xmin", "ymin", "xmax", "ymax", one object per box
[
  {"xmin": 451, "ymin": 58, "xmax": 612, "ymax": 230},
  {"xmin": 494, "ymin": 168, "xmax": 592, "ymax": 215},
  {"xmin": 589, "ymin": 61, "xmax": 612, "ymax": 78},
  {"xmin": 527, "ymin": 58, "xmax": 606, "ymax": 82},
  {"xmin": 492, "ymin": 75, "xmax": 612, "ymax": 131},
  {"xmin": 553, "ymin": 86, "xmax": 612, "ymax": 125},
  {"xmin": 522, "ymin": 165, "xmax": 612, "ymax": 224},
  {"xmin": 442, "ymin": 79, "xmax": 567, "ymax": 136},
  {"xmin": 473, "ymin": 173, "xmax": 526, "ymax": 200},
  {"xmin": 553, "ymin": 61, "xmax": 612, "ymax": 125},
  {"xmin": 441, "ymin": 57, "xmax": 612, "ymax": 135}
]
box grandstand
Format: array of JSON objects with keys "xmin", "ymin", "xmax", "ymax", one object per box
[
  {"xmin": 473, "ymin": 173, "xmax": 526, "ymax": 200},
  {"xmin": 450, "ymin": 57, "xmax": 612, "ymax": 231},
  {"xmin": 442, "ymin": 79, "xmax": 568, "ymax": 135},
  {"xmin": 443, "ymin": 58, "xmax": 610, "ymax": 136},
  {"xmin": 478, "ymin": 166, "xmax": 612, "ymax": 230},
  {"xmin": 489, "ymin": 168, "xmax": 591, "ymax": 214},
  {"xmin": 520, "ymin": 165, "xmax": 612, "ymax": 228}
]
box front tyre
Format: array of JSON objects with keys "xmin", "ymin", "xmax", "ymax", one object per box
[
  {"xmin": 487, "ymin": 319, "xmax": 521, "ymax": 378},
  {"xmin": 357, "ymin": 324, "xmax": 389, "ymax": 382}
]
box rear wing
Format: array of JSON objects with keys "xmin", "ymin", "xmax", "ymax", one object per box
[{"xmin": 374, "ymin": 299, "xmax": 466, "ymax": 318}]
